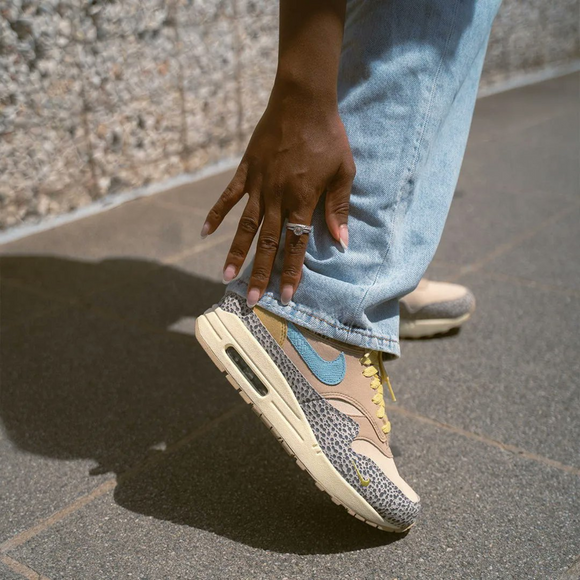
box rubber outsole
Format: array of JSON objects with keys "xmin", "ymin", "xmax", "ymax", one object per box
[
  {"xmin": 399, "ymin": 312, "xmax": 472, "ymax": 339},
  {"xmin": 195, "ymin": 306, "xmax": 412, "ymax": 534}
]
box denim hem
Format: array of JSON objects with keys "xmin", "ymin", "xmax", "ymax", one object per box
[{"xmin": 226, "ymin": 280, "xmax": 401, "ymax": 358}]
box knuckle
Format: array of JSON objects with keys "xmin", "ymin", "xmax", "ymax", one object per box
[
  {"xmin": 332, "ymin": 201, "xmax": 350, "ymax": 217},
  {"xmin": 268, "ymin": 182, "xmax": 284, "ymax": 200},
  {"xmin": 228, "ymin": 246, "xmax": 246, "ymax": 260},
  {"xmin": 258, "ymin": 236, "xmax": 279, "ymax": 252},
  {"xmin": 221, "ymin": 186, "xmax": 237, "ymax": 203},
  {"xmin": 285, "ymin": 175, "xmax": 303, "ymax": 191},
  {"xmin": 251, "ymin": 268, "xmax": 270, "ymax": 283},
  {"xmin": 242, "ymin": 153, "xmax": 257, "ymax": 166},
  {"xmin": 207, "ymin": 207, "xmax": 221, "ymax": 221},
  {"xmin": 282, "ymin": 266, "xmax": 300, "ymax": 279},
  {"xmin": 346, "ymin": 161, "xmax": 357, "ymax": 178},
  {"xmin": 287, "ymin": 238, "xmax": 307, "ymax": 255},
  {"xmin": 238, "ymin": 216, "xmax": 259, "ymax": 235}
]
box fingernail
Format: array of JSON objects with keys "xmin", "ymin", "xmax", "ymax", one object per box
[
  {"xmin": 200, "ymin": 221, "xmax": 210, "ymax": 239},
  {"xmin": 222, "ymin": 264, "xmax": 236, "ymax": 284},
  {"xmin": 247, "ymin": 287, "xmax": 261, "ymax": 308},
  {"xmin": 339, "ymin": 224, "xmax": 349, "ymax": 250},
  {"xmin": 281, "ymin": 284, "xmax": 293, "ymax": 306}
]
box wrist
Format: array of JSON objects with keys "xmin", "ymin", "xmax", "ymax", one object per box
[{"xmin": 270, "ymin": 72, "xmax": 338, "ymax": 111}]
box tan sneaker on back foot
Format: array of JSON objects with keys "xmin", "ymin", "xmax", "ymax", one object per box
[
  {"xmin": 399, "ymin": 278, "xmax": 476, "ymax": 339},
  {"xmin": 195, "ymin": 292, "xmax": 420, "ymax": 533}
]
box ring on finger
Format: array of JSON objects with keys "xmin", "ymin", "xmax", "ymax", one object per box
[{"xmin": 286, "ymin": 222, "xmax": 312, "ymax": 236}]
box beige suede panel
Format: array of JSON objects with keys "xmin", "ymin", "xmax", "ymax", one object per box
[
  {"xmin": 400, "ymin": 279, "xmax": 468, "ymax": 314},
  {"xmin": 327, "ymin": 399, "xmax": 394, "ymax": 459},
  {"xmin": 280, "ymin": 327, "xmax": 394, "ymax": 452},
  {"xmin": 351, "ymin": 440, "xmax": 419, "ymax": 502},
  {"xmin": 253, "ymin": 308, "xmax": 403, "ymax": 481}
]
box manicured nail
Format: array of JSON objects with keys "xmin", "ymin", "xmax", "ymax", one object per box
[
  {"xmin": 281, "ymin": 284, "xmax": 293, "ymax": 306},
  {"xmin": 339, "ymin": 224, "xmax": 349, "ymax": 250},
  {"xmin": 222, "ymin": 264, "xmax": 236, "ymax": 284},
  {"xmin": 200, "ymin": 221, "xmax": 210, "ymax": 239},
  {"xmin": 247, "ymin": 287, "xmax": 261, "ymax": 308}
]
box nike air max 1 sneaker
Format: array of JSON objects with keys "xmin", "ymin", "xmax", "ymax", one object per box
[
  {"xmin": 195, "ymin": 292, "xmax": 420, "ymax": 532},
  {"xmin": 399, "ymin": 278, "xmax": 476, "ymax": 339}
]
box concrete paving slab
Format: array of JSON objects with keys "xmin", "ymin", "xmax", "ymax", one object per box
[
  {"xmin": 561, "ymin": 557, "xmax": 580, "ymax": 579},
  {"xmin": 1, "ymin": 65, "xmax": 578, "ymax": 580},
  {"xmin": 0, "ymin": 279, "xmax": 62, "ymax": 330},
  {"xmin": 7, "ymin": 411, "xmax": 579, "ymax": 579},
  {"xmin": 0, "ymin": 437, "xmax": 112, "ymax": 544},
  {"xmin": 390, "ymin": 272, "xmax": 580, "ymax": 468},
  {"xmin": 0, "ymin": 302, "xmax": 239, "ymax": 544},
  {"xmin": 0, "ymin": 559, "xmax": 33, "ymax": 580},
  {"xmin": 470, "ymin": 110, "xmax": 580, "ymax": 202},
  {"xmin": 484, "ymin": 205, "xmax": 580, "ymax": 291},
  {"xmin": 423, "ymin": 261, "xmax": 463, "ymax": 282},
  {"xmin": 0, "ymin": 200, "xmax": 194, "ymax": 260},
  {"xmin": 0, "ymin": 199, "xmax": 231, "ymax": 297},
  {"xmin": 151, "ymin": 169, "xmax": 237, "ymax": 214},
  {"xmin": 175, "ymin": 238, "xmax": 234, "ymax": 284},
  {"xmin": 0, "ymin": 253, "xmax": 159, "ymax": 306},
  {"xmin": 172, "ymin": 231, "xmax": 259, "ymax": 286},
  {"xmin": 435, "ymin": 134, "xmax": 578, "ymax": 268},
  {"xmin": 471, "ymin": 72, "xmax": 579, "ymax": 144},
  {"xmin": 435, "ymin": 75, "xmax": 579, "ymax": 268},
  {"xmin": 74, "ymin": 261, "xmax": 227, "ymax": 333},
  {"xmin": 434, "ymin": 188, "xmax": 576, "ymax": 270}
]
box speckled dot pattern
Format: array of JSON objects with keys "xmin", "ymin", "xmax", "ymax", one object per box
[
  {"xmin": 400, "ymin": 291, "xmax": 475, "ymax": 321},
  {"xmin": 219, "ymin": 292, "xmax": 421, "ymax": 529}
]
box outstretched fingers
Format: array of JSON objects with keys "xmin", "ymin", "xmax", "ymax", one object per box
[
  {"xmin": 324, "ymin": 160, "xmax": 355, "ymax": 250},
  {"xmin": 222, "ymin": 193, "xmax": 263, "ymax": 284},
  {"xmin": 246, "ymin": 208, "xmax": 283, "ymax": 308},
  {"xmin": 201, "ymin": 162, "xmax": 249, "ymax": 238},
  {"xmin": 279, "ymin": 214, "xmax": 312, "ymax": 305}
]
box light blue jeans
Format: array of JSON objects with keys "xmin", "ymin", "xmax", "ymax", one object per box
[{"xmin": 229, "ymin": 0, "xmax": 502, "ymax": 357}]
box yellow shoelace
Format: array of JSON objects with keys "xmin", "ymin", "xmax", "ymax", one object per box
[{"xmin": 360, "ymin": 351, "xmax": 396, "ymax": 435}]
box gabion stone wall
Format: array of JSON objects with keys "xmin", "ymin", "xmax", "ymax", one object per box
[{"xmin": 1, "ymin": 0, "xmax": 578, "ymax": 230}]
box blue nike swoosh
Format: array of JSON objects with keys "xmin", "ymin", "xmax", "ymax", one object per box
[{"xmin": 286, "ymin": 322, "xmax": 346, "ymax": 386}]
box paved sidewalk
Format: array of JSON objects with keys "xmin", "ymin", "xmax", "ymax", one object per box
[{"xmin": 1, "ymin": 73, "xmax": 579, "ymax": 579}]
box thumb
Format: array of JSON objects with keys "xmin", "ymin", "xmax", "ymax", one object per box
[{"xmin": 325, "ymin": 160, "xmax": 355, "ymax": 250}]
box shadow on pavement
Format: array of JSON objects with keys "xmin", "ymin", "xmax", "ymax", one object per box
[{"xmin": 1, "ymin": 255, "xmax": 405, "ymax": 554}]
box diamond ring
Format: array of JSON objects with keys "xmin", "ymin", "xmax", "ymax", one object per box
[{"xmin": 286, "ymin": 222, "xmax": 312, "ymax": 236}]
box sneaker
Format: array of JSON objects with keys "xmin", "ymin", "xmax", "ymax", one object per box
[
  {"xmin": 399, "ymin": 279, "xmax": 476, "ymax": 339},
  {"xmin": 195, "ymin": 292, "xmax": 420, "ymax": 532}
]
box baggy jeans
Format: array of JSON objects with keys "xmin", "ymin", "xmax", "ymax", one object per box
[{"xmin": 229, "ymin": 0, "xmax": 502, "ymax": 357}]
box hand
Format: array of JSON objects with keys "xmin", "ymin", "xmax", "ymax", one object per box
[{"xmin": 201, "ymin": 89, "xmax": 355, "ymax": 307}]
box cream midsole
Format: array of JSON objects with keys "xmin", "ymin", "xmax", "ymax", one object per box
[
  {"xmin": 195, "ymin": 306, "xmax": 389, "ymax": 527},
  {"xmin": 399, "ymin": 312, "xmax": 471, "ymax": 338}
]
